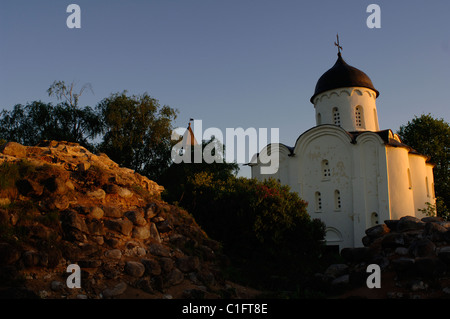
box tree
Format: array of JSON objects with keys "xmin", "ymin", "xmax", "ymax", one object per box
[
  {"xmin": 97, "ymin": 91, "xmax": 178, "ymax": 180},
  {"xmin": 0, "ymin": 81, "xmax": 102, "ymax": 150},
  {"xmin": 181, "ymin": 173, "xmax": 326, "ymax": 293},
  {"xmin": 397, "ymin": 114, "xmax": 450, "ymax": 216},
  {"xmin": 158, "ymin": 136, "xmax": 240, "ymax": 204}
]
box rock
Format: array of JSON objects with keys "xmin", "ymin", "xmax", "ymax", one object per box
[
  {"xmin": 365, "ymin": 224, "xmax": 390, "ymax": 239},
  {"xmin": 183, "ymin": 288, "xmax": 206, "ymax": 299},
  {"xmin": 102, "ymin": 281, "xmax": 127, "ymax": 298},
  {"xmin": 408, "ymin": 238, "xmax": 436, "ymax": 258},
  {"xmin": 176, "ymin": 256, "xmax": 200, "ymax": 273},
  {"xmin": 38, "ymin": 290, "xmax": 48, "ymax": 299},
  {"xmin": 125, "ymin": 261, "xmax": 145, "ymax": 278},
  {"xmin": 102, "ymin": 206, "xmax": 124, "ymax": 218},
  {"xmin": 61, "ymin": 210, "xmax": 88, "ymax": 233},
  {"xmin": 423, "ymin": 222, "xmax": 447, "ymax": 242},
  {"xmin": 166, "ymin": 268, "xmax": 184, "ymax": 286},
  {"xmin": 381, "ymin": 232, "xmax": 405, "ymax": 248},
  {"xmin": 149, "ymin": 223, "xmax": 161, "ymax": 243},
  {"xmin": 104, "ymin": 219, "xmax": 133, "ymax": 236},
  {"xmin": 118, "ymin": 187, "xmax": 133, "ymax": 198},
  {"xmin": 132, "ymin": 226, "xmax": 150, "ymax": 240},
  {"xmin": 141, "ymin": 258, "xmax": 162, "ymax": 276},
  {"xmin": 384, "ymin": 219, "xmax": 399, "ymax": 231},
  {"xmin": 51, "ymin": 281, "xmax": 64, "ymax": 291},
  {"xmin": 391, "ymin": 257, "xmax": 415, "ymax": 272},
  {"xmin": 125, "ymin": 210, "xmax": 147, "ymax": 226},
  {"xmin": 414, "ymin": 257, "xmax": 446, "ymax": 278},
  {"xmin": 22, "ymin": 251, "xmax": 40, "ymax": 267},
  {"xmin": 145, "ymin": 204, "xmax": 157, "ymax": 219},
  {"xmin": 148, "ymin": 243, "xmax": 171, "ymax": 257},
  {"xmin": 104, "ymin": 249, "xmax": 122, "ymax": 259},
  {"xmin": 422, "ymin": 216, "xmax": 443, "ymax": 223},
  {"xmin": 48, "ymin": 195, "xmax": 70, "ymax": 210},
  {"xmin": 77, "ymin": 162, "xmax": 91, "ymax": 172},
  {"xmin": 78, "ymin": 260, "xmax": 102, "ymax": 268},
  {"xmin": 324, "ymin": 264, "xmax": 348, "ymax": 279},
  {"xmin": 136, "ymin": 277, "xmax": 154, "ymax": 293},
  {"xmin": 331, "ymin": 274, "xmax": 349, "ymax": 286},
  {"xmin": 0, "ymin": 142, "xmax": 27, "ymax": 158},
  {"xmin": 85, "ymin": 218, "xmax": 105, "ymax": 236},
  {"xmin": 409, "ymin": 280, "xmax": 427, "ymax": 291},
  {"xmin": 87, "ymin": 189, "xmax": 106, "ymax": 200},
  {"xmin": 43, "ymin": 177, "xmax": 68, "ymax": 195},
  {"xmin": 394, "ymin": 247, "xmax": 409, "ymax": 256},
  {"xmin": 159, "ymin": 257, "xmax": 175, "ymax": 274},
  {"xmin": 16, "ymin": 179, "xmax": 44, "ymax": 197},
  {"xmin": 88, "ymin": 207, "xmax": 104, "ymax": 219},
  {"xmin": 156, "ymin": 220, "xmax": 173, "ymax": 233},
  {"xmin": 397, "ymin": 216, "xmax": 425, "ymax": 232}
]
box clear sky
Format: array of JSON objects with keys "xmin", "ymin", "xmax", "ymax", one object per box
[{"xmin": 1, "ymin": 1, "xmax": 449, "ymax": 177}]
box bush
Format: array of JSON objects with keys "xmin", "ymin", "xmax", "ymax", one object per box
[{"xmin": 177, "ymin": 173, "xmax": 326, "ymax": 293}]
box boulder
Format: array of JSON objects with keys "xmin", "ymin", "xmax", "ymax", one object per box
[
  {"xmin": 102, "ymin": 282, "xmax": 127, "ymax": 298},
  {"xmin": 125, "ymin": 261, "xmax": 145, "ymax": 278},
  {"xmin": 365, "ymin": 224, "xmax": 390, "ymax": 239},
  {"xmin": 125, "ymin": 210, "xmax": 147, "ymax": 226},
  {"xmin": 0, "ymin": 142, "xmax": 27, "ymax": 158},
  {"xmin": 176, "ymin": 256, "xmax": 200, "ymax": 273},
  {"xmin": 397, "ymin": 216, "xmax": 425, "ymax": 232},
  {"xmin": 104, "ymin": 219, "xmax": 133, "ymax": 236},
  {"xmin": 324, "ymin": 264, "xmax": 348, "ymax": 279},
  {"xmin": 141, "ymin": 258, "xmax": 162, "ymax": 276},
  {"xmin": 408, "ymin": 238, "xmax": 436, "ymax": 258},
  {"xmin": 132, "ymin": 226, "xmax": 151, "ymax": 240},
  {"xmin": 381, "ymin": 232, "xmax": 405, "ymax": 248}
]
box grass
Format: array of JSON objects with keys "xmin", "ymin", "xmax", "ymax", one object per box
[{"xmin": 0, "ymin": 161, "xmax": 36, "ymax": 198}]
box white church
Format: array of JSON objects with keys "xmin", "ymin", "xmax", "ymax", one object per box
[{"xmin": 250, "ymin": 49, "xmax": 436, "ymax": 250}]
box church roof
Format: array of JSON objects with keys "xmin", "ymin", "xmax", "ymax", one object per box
[{"xmin": 310, "ymin": 52, "xmax": 379, "ymax": 103}]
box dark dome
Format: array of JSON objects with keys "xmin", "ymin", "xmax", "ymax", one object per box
[{"xmin": 310, "ymin": 52, "xmax": 379, "ymax": 103}]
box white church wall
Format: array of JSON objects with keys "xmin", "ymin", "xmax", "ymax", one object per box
[
  {"xmin": 409, "ymin": 153, "xmax": 430, "ymax": 218},
  {"xmin": 295, "ymin": 126, "xmax": 355, "ymax": 249},
  {"xmin": 352, "ymin": 133, "xmax": 389, "ymax": 247},
  {"xmin": 386, "ymin": 146, "xmax": 415, "ymax": 219},
  {"xmin": 313, "ymin": 87, "xmax": 379, "ymax": 132}
]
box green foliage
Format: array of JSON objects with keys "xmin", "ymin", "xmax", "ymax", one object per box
[
  {"xmin": 96, "ymin": 91, "xmax": 178, "ymax": 181},
  {"xmin": 159, "ymin": 137, "xmax": 239, "ymax": 203},
  {"xmin": 397, "ymin": 113, "xmax": 450, "ymax": 216},
  {"xmin": 0, "ymin": 161, "xmax": 35, "ymax": 191},
  {"xmin": 0, "ymin": 102, "xmax": 102, "ymax": 151},
  {"xmin": 0, "ymin": 81, "xmax": 179, "ymax": 181},
  {"xmin": 177, "ymin": 172, "xmax": 326, "ymax": 293}
]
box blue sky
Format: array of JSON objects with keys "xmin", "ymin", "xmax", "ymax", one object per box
[{"xmin": 1, "ymin": 1, "xmax": 449, "ymax": 177}]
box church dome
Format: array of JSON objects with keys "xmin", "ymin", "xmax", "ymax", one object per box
[{"xmin": 310, "ymin": 52, "xmax": 379, "ymax": 103}]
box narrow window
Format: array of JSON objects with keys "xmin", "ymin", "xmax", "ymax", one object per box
[
  {"xmin": 315, "ymin": 192, "xmax": 322, "ymax": 212},
  {"xmin": 355, "ymin": 106, "xmax": 364, "ymax": 128},
  {"xmin": 426, "ymin": 177, "xmax": 430, "ymax": 197},
  {"xmin": 334, "ymin": 190, "xmax": 341, "ymax": 211},
  {"xmin": 322, "ymin": 160, "xmax": 331, "ymax": 180},
  {"xmin": 317, "ymin": 113, "xmax": 322, "ymax": 125},
  {"xmin": 332, "ymin": 107, "xmax": 340, "ymax": 126},
  {"xmin": 407, "ymin": 168, "xmax": 412, "ymax": 189},
  {"xmin": 371, "ymin": 212, "xmax": 379, "ymax": 226}
]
